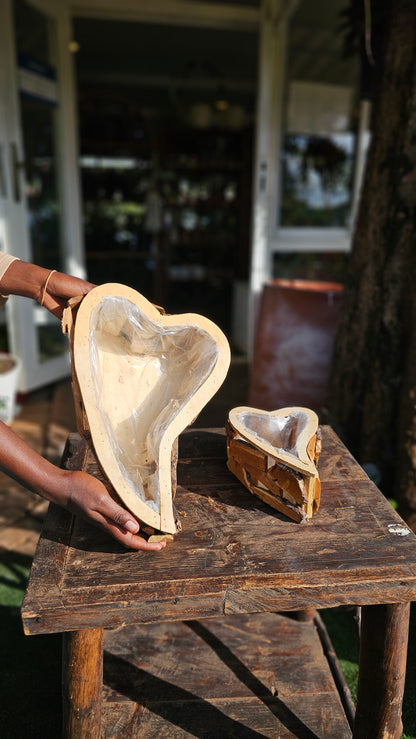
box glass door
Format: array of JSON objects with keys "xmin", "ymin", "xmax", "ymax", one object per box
[{"xmin": 0, "ymin": 0, "xmax": 85, "ymax": 391}]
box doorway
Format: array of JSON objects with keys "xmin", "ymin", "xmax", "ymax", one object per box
[{"xmin": 72, "ymin": 17, "xmax": 258, "ymax": 339}]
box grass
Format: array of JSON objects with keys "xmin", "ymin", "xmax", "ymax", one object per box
[
  {"xmin": 320, "ymin": 607, "xmax": 360, "ymax": 704},
  {"xmin": 321, "ymin": 605, "xmax": 416, "ymax": 739},
  {"xmin": 1, "ymin": 549, "xmax": 415, "ymax": 738}
]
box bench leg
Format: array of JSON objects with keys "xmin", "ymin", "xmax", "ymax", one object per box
[
  {"xmin": 353, "ymin": 602, "xmax": 410, "ymax": 739},
  {"xmin": 62, "ymin": 627, "xmax": 103, "ymax": 739},
  {"xmin": 293, "ymin": 607, "xmax": 316, "ymax": 622}
]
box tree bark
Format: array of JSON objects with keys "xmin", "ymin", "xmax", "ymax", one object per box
[{"xmin": 328, "ymin": 0, "xmax": 416, "ymax": 516}]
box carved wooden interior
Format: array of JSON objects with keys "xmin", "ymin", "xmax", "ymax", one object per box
[
  {"xmin": 63, "ymin": 284, "xmax": 230, "ymax": 535},
  {"xmin": 226, "ymin": 406, "xmax": 321, "ymax": 523}
]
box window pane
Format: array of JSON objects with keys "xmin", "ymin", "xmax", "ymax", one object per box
[
  {"xmin": 14, "ymin": 0, "xmax": 67, "ymax": 361},
  {"xmin": 280, "ymin": 0, "xmax": 359, "ymax": 229},
  {"xmin": 281, "ymin": 132, "xmax": 355, "ymax": 227}
]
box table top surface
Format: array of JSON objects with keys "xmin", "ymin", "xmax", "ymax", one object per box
[{"xmin": 22, "ymin": 426, "xmax": 416, "ymax": 635}]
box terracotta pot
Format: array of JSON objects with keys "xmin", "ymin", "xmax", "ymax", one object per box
[{"xmin": 248, "ymin": 279, "xmax": 343, "ymax": 416}]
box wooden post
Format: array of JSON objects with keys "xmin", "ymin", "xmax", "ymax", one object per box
[
  {"xmin": 62, "ymin": 628, "xmax": 103, "ymax": 739},
  {"xmin": 293, "ymin": 607, "xmax": 316, "ymax": 622},
  {"xmin": 353, "ymin": 602, "xmax": 410, "ymax": 739}
]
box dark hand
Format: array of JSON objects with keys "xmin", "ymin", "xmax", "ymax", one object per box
[{"xmin": 61, "ymin": 469, "xmax": 167, "ymax": 551}]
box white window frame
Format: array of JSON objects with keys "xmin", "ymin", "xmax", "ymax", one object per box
[{"xmin": 0, "ymin": 0, "xmax": 85, "ymax": 391}]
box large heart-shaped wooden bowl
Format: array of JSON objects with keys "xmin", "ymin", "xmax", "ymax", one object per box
[
  {"xmin": 66, "ymin": 284, "xmax": 230, "ymax": 534},
  {"xmin": 226, "ymin": 406, "xmax": 321, "ymax": 522}
]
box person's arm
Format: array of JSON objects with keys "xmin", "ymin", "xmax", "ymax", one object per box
[
  {"xmin": 0, "ymin": 258, "xmax": 166, "ymax": 550},
  {"xmin": 0, "ymin": 259, "xmax": 95, "ymax": 318},
  {"xmin": 0, "ymin": 419, "xmax": 166, "ymax": 551}
]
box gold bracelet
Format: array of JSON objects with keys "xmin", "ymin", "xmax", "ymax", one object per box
[{"xmin": 40, "ymin": 269, "xmax": 57, "ymax": 307}]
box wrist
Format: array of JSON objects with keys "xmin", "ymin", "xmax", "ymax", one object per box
[
  {"xmin": 39, "ymin": 466, "xmax": 73, "ymax": 507},
  {"xmin": 0, "ymin": 259, "xmax": 52, "ymax": 302}
]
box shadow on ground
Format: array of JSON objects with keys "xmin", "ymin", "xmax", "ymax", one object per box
[{"xmin": 0, "ymin": 551, "xmax": 61, "ymax": 739}]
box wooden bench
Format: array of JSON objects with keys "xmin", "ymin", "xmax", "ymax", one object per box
[{"xmin": 22, "ymin": 427, "xmax": 416, "ymax": 738}]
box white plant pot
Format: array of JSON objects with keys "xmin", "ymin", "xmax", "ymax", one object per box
[{"xmin": 0, "ymin": 353, "xmax": 21, "ymax": 424}]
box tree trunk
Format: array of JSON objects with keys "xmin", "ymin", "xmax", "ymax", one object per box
[{"xmin": 328, "ymin": 0, "xmax": 416, "ymax": 519}]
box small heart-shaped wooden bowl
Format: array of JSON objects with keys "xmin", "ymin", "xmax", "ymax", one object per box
[{"xmin": 227, "ymin": 406, "xmax": 321, "ymax": 522}]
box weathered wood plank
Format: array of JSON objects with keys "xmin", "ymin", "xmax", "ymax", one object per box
[
  {"xmin": 20, "ymin": 503, "xmax": 74, "ymax": 630},
  {"xmin": 101, "ymin": 695, "xmax": 348, "ymax": 739},
  {"xmin": 100, "ymin": 612, "xmax": 351, "ymax": 738},
  {"xmin": 22, "ymin": 427, "xmax": 416, "ymax": 635},
  {"xmin": 22, "ymin": 579, "xmax": 416, "ymax": 635}
]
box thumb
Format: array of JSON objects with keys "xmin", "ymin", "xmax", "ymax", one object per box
[{"xmin": 101, "ymin": 498, "xmax": 141, "ymax": 534}]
